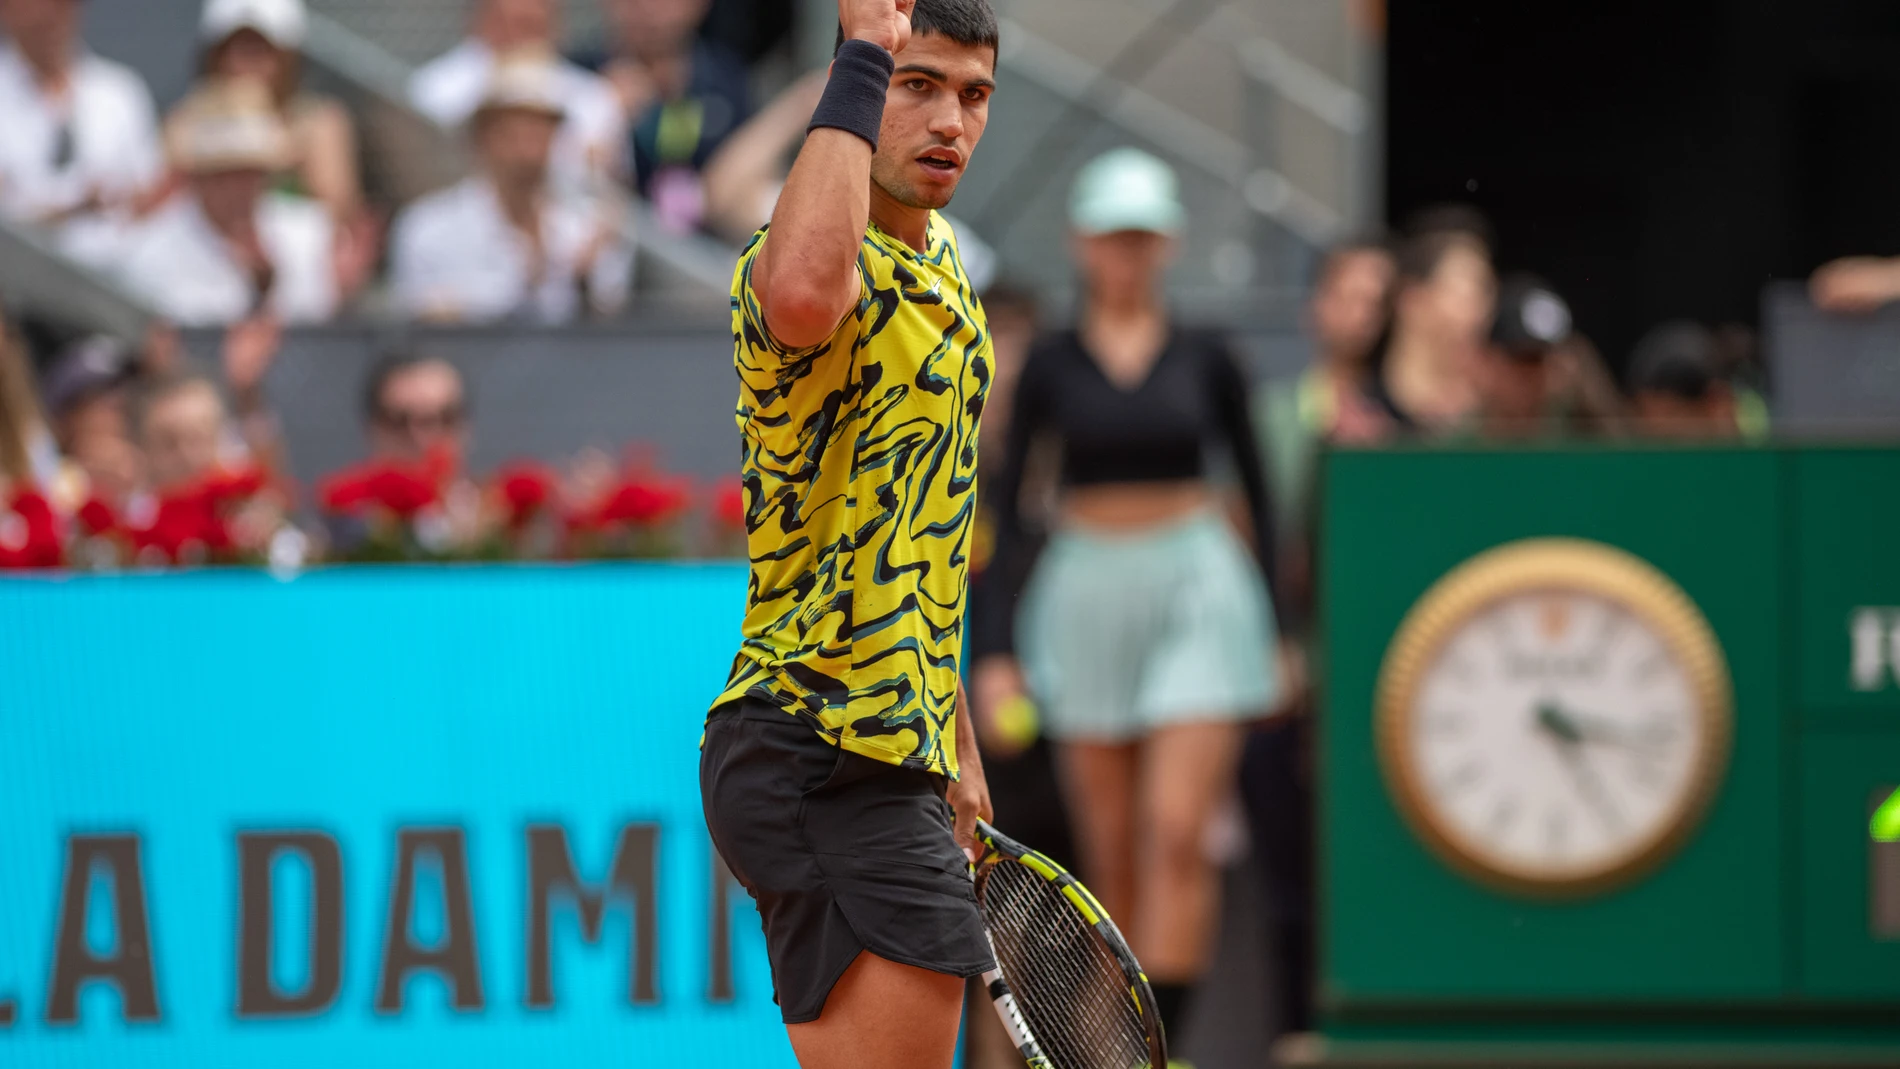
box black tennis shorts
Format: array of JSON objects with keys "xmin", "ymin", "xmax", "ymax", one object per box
[{"xmin": 700, "ymin": 698, "xmax": 994, "ymax": 1023}]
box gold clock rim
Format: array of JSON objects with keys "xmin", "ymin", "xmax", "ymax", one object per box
[{"xmin": 1374, "ymin": 537, "xmax": 1733, "ymax": 899}]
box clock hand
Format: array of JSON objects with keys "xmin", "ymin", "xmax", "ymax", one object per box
[
  {"xmin": 1534, "ymin": 701, "xmax": 1583, "ymax": 745},
  {"xmin": 1550, "ymin": 735, "xmax": 1624, "ymax": 832},
  {"xmin": 1566, "ymin": 711, "xmax": 1670, "ymax": 754}
]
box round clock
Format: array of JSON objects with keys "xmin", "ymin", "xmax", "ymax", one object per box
[{"xmin": 1376, "ymin": 538, "xmax": 1732, "ymax": 897}]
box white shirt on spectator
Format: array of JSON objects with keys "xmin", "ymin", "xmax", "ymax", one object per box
[
  {"xmin": 0, "ymin": 42, "xmax": 162, "ymax": 267},
  {"xmin": 116, "ymin": 191, "xmax": 337, "ymax": 327},
  {"xmin": 390, "ymin": 175, "xmax": 633, "ymax": 324},
  {"xmin": 409, "ymin": 40, "xmax": 626, "ymax": 191}
]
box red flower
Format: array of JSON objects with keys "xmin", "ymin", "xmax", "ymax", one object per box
[
  {"xmin": 198, "ymin": 466, "xmax": 269, "ymax": 506},
  {"xmin": 133, "ymin": 490, "xmax": 232, "ymax": 564},
  {"xmin": 493, "ymin": 462, "xmax": 556, "ymax": 531},
  {"xmin": 76, "ymin": 497, "xmax": 118, "ymax": 537},
  {"xmin": 592, "ymin": 476, "xmax": 691, "ymax": 528},
  {"xmin": 319, "ymin": 459, "xmax": 440, "ymax": 519},
  {"xmin": 713, "ymin": 480, "xmax": 747, "ymax": 531},
  {"xmin": 0, "ymin": 488, "xmax": 63, "ymax": 569}
]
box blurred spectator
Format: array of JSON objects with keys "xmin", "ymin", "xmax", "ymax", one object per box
[
  {"xmin": 390, "ymin": 56, "xmax": 633, "ymax": 324},
  {"xmin": 574, "ymin": 0, "xmax": 752, "ymax": 233},
  {"xmin": 118, "ymin": 79, "xmax": 345, "ymax": 325},
  {"xmin": 134, "ymin": 374, "xmax": 230, "ymax": 491},
  {"xmin": 1472, "ymin": 274, "xmax": 1573, "ymax": 438},
  {"xmin": 410, "ymin": 0, "xmax": 625, "ymax": 188},
  {"xmin": 701, "ymin": 70, "xmax": 824, "ymax": 243},
  {"xmin": 0, "ymin": 0, "xmax": 163, "ymax": 266},
  {"xmin": 0, "ymin": 310, "xmax": 68, "ymax": 496},
  {"xmin": 1372, "ymin": 212, "xmax": 1497, "ymax": 434},
  {"xmin": 976, "ymin": 148, "xmax": 1281, "ymax": 1047},
  {"xmin": 1254, "ymin": 236, "xmax": 1396, "ymax": 576},
  {"xmin": 39, "ymin": 333, "xmax": 142, "ymax": 508},
  {"xmin": 178, "ymin": 0, "xmax": 365, "ymax": 224},
  {"xmin": 1236, "ymin": 237, "xmax": 1393, "ymax": 1049},
  {"xmin": 1626, "ymin": 320, "xmax": 1740, "ymax": 439},
  {"xmin": 363, "ymin": 351, "xmax": 467, "ymax": 464}
]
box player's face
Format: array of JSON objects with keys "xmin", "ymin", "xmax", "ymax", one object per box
[{"xmin": 870, "ymin": 33, "xmax": 996, "ymax": 211}]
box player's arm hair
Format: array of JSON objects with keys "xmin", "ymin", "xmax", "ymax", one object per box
[{"xmin": 750, "ymin": 121, "xmax": 878, "ymax": 350}]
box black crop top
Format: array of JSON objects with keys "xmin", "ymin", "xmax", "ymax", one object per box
[{"xmin": 976, "ymin": 327, "xmax": 1280, "ymax": 657}]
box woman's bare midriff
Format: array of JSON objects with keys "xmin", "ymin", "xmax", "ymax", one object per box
[{"xmin": 1059, "ymin": 480, "xmax": 1212, "ymax": 534}]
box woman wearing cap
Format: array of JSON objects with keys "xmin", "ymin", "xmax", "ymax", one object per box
[
  {"xmin": 174, "ymin": 0, "xmax": 363, "ymax": 221},
  {"xmin": 973, "ymin": 147, "xmax": 1283, "ymax": 1045}
]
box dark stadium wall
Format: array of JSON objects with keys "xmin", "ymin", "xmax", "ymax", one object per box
[{"xmin": 1387, "ymin": 0, "xmax": 1900, "ymax": 372}]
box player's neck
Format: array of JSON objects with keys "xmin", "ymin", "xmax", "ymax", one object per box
[{"xmin": 868, "ymin": 186, "xmax": 932, "ymax": 252}]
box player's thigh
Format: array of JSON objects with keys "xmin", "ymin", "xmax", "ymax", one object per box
[
  {"xmin": 1138, "ymin": 720, "xmax": 1245, "ymax": 860},
  {"xmin": 786, "ymin": 951, "xmax": 964, "ymax": 1069}
]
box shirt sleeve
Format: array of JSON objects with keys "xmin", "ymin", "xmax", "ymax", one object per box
[
  {"xmin": 1208, "ymin": 336, "xmax": 1289, "ymax": 628},
  {"xmin": 732, "ymin": 228, "xmax": 865, "ymax": 368},
  {"xmin": 970, "ymin": 339, "xmax": 1055, "ymax": 660}
]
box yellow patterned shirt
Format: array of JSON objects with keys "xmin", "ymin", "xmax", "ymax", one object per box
[{"xmin": 710, "ymin": 212, "xmax": 990, "ymax": 778}]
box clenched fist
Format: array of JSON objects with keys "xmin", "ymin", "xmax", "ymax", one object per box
[{"xmin": 840, "ymin": 0, "xmax": 913, "ymax": 55}]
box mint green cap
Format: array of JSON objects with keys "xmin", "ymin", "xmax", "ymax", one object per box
[{"xmin": 1069, "ymin": 147, "xmax": 1186, "ymax": 236}]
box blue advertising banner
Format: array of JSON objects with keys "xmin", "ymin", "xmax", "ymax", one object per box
[{"xmin": 0, "ymin": 564, "xmax": 799, "ymax": 1067}]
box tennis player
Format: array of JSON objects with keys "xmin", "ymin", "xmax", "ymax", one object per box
[{"xmin": 698, "ymin": 2, "xmax": 1000, "ymax": 1066}]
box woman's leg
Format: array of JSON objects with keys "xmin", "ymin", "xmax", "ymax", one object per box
[
  {"xmin": 1134, "ymin": 720, "xmax": 1246, "ymax": 979},
  {"xmin": 1053, "ymin": 739, "xmax": 1142, "ymax": 933}
]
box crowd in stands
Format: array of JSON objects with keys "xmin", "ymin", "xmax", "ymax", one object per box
[{"xmin": 0, "ymin": 0, "xmax": 820, "ymax": 329}]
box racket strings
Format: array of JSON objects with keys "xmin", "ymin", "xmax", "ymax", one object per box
[{"xmin": 980, "ymin": 861, "xmax": 1153, "ymax": 1069}]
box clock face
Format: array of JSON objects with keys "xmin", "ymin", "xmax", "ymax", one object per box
[{"xmin": 1379, "ymin": 541, "xmax": 1730, "ymax": 895}]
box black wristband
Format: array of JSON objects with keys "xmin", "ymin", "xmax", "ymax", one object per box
[{"xmin": 809, "ymin": 39, "xmax": 895, "ymax": 150}]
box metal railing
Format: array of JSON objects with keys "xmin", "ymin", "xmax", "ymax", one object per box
[{"xmin": 0, "ymin": 217, "xmax": 157, "ymax": 344}]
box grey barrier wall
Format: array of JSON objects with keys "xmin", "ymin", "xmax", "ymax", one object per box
[
  {"xmin": 216, "ymin": 317, "xmax": 744, "ymax": 492},
  {"xmin": 1764, "ymin": 281, "xmax": 1900, "ymax": 436},
  {"xmin": 191, "ymin": 320, "xmax": 1313, "ymax": 496}
]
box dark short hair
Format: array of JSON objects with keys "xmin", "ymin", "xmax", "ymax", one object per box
[
  {"xmin": 1628, "ymin": 320, "xmax": 1719, "ymax": 400},
  {"xmin": 836, "ymin": 0, "xmax": 999, "ymax": 53},
  {"xmin": 361, "ymin": 350, "xmax": 465, "ymax": 424},
  {"xmin": 1403, "ymin": 203, "xmax": 1496, "ymax": 257}
]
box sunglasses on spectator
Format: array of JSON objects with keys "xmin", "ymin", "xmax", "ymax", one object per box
[{"xmin": 374, "ymin": 405, "xmax": 465, "ymax": 433}]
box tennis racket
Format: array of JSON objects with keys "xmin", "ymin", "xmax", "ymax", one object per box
[{"xmin": 973, "ymin": 820, "xmax": 1168, "ymax": 1069}]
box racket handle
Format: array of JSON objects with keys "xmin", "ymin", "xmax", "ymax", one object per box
[{"xmin": 982, "ymin": 966, "xmax": 1053, "ymax": 1069}]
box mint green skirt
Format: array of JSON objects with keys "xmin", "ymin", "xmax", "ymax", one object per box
[{"xmin": 1018, "ymin": 510, "xmax": 1281, "ymax": 741}]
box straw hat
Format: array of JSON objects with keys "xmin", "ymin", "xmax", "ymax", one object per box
[
  {"xmin": 472, "ymin": 49, "xmax": 569, "ymax": 124},
  {"xmin": 167, "ymin": 78, "xmax": 294, "ymax": 174}
]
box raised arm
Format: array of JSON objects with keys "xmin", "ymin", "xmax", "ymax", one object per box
[{"xmin": 751, "ymin": 1, "xmax": 915, "ymax": 350}]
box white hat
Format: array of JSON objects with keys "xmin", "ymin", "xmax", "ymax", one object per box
[
  {"xmin": 168, "ymin": 79, "xmax": 294, "ymax": 173},
  {"xmin": 1069, "ymin": 147, "xmax": 1186, "ymax": 236},
  {"xmin": 473, "ymin": 51, "xmax": 568, "ymax": 122},
  {"xmin": 200, "ymin": 0, "xmax": 308, "ymax": 50}
]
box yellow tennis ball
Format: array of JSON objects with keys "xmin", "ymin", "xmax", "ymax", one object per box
[{"xmin": 994, "ymin": 694, "xmax": 1040, "ymax": 748}]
